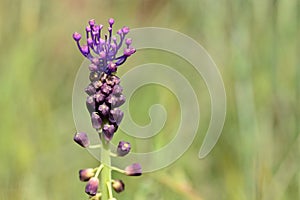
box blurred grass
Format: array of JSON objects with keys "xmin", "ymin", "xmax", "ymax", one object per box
[{"xmin": 0, "ymin": 0, "xmax": 299, "ymax": 199}]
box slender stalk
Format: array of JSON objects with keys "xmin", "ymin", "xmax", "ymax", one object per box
[{"xmin": 100, "ymin": 134, "xmax": 112, "ymax": 200}]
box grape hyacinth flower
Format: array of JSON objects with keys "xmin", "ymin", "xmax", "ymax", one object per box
[{"xmin": 72, "ymin": 18, "xmax": 142, "ymax": 200}]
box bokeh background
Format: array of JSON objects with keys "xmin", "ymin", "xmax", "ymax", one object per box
[{"xmin": 0, "ymin": 0, "xmax": 299, "ymax": 199}]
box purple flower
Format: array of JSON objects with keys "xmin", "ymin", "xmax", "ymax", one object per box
[
  {"xmin": 98, "ymin": 103, "xmax": 110, "ymax": 116},
  {"xmin": 112, "ymin": 84, "xmax": 123, "ymax": 95},
  {"xmin": 107, "ymin": 94, "xmax": 126, "ymax": 108},
  {"xmin": 109, "ymin": 108, "xmax": 124, "ymax": 125},
  {"xmin": 86, "ymin": 96, "xmax": 96, "ymax": 113},
  {"xmin": 94, "ymin": 92, "xmax": 105, "ymax": 103},
  {"xmin": 112, "ymin": 179, "xmax": 125, "ymax": 193},
  {"xmin": 85, "ymin": 177, "xmax": 99, "ymax": 196},
  {"xmin": 102, "ymin": 124, "xmax": 116, "ymax": 141},
  {"xmin": 117, "ymin": 141, "xmax": 131, "ymax": 157},
  {"xmin": 79, "ymin": 168, "xmax": 95, "ymax": 182},
  {"xmin": 91, "ymin": 112, "xmax": 102, "ymax": 129},
  {"xmin": 125, "ymin": 163, "xmax": 142, "ymax": 176},
  {"xmin": 73, "ymin": 132, "xmax": 90, "ymax": 148},
  {"xmin": 85, "ymin": 84, "xmax": 96, "ymax": 95},
  {"xmin": 101, "ymin": 83, "xmax": 112, "ymax": 94}
]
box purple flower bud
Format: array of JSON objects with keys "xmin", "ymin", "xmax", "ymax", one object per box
[
  {"xmin": 99, "ymin": 51, "xmax": 106, "ymax": 58},
  {"xmin": 85, "ymin": 84, "xmax": 96, "ymax": 95},
  {"xmin": 86, "ymin": 26, "xmax": 91, "ymax": 32},
  {"xmin": 107, "ymin": 62, "xmax": 117, "ymax": 73},
  {"xmin": 122, "ymin": 26, "xmax": 130, "ymax": 34},
  {"xmin": 89, "ymin": 64, "xmax": 98, "ymax": 72},
  {"xmin": 124, "ymin": 48, "xmax": 136, "ymax": 56},
  {"xmin": 91, "ymin": 112, "xmax": 102, "ymax": 129},
  {"xmin": 73, "ymin": 32, "xmax": 81, "ymax": 41},
  {"xmin": 112, "ymin": 85, "xmax": 123, "ymax": 95},
  {"xmin": 94, "ymin": 92, "xmax": 105, "ymax": 103},
  {"xmin": 108, "ymin": 18, "xmax": 115, "ymax": 25},
  {"xmin": 101, "ymin": 83, "xmax": 112, "ymax": 94},
  {"xmin": 81, "ymin": 45, "xmax": 89, "ymax": 55},
  {"xmin": 98, "ymin": 103, "xmax": 110, "ymax": 116},
  {"xmin": 89, "ymin": 19, "xmax": 95, "ymax": 26},
  {"xmin": 125, "ymin": 163, "xmax": 142, "ymax": 176},
  {"xmin": 87, "ymin": 38, "xmax": 93, "ymax": 46},
  {"xmin": 112, "ymin": 179, "xmax": 125, "ymax": 193},
  {"xmin": 92, "ymin": 58, "xmax": 100, "ymax": 65},
  {"xmin": 112, "ymin": 76, "xmax": 120, "ymax": 85},
  {"xmin": 73, "ymin": 132, "xmax": 90, "ymax": 148},
  {"xmin": 89, "ymin": 72, "xmax": 100, "ymax": 82},
  {"xmin": 125, "ymin": 38, "xmax": 132, "ymax": 45},
  {"xmin": 92, "ymin": 80, "xmax": 102, "ymax": 89},
  {"xmin": 85, "ymin": 177, "xmax": 99, "ymax": 196},
  {"xmin": 109, "ymin": 108, "xmax": 124, "ymax": 125},
  {"xmin": 93, "ymin": 25, "xmax": 100, "ymax": 32},
  {"xmin": 79, "ymin": 168, "xmax": 95, "ymax": 182},
  {"xmin": 103, "ymin": 124, "xmax": 116, "ymax": 141},
  {"xmin": 108, "ymin": 94, "xmax": 126, "ymax": 108},
  {"xmin": 86, "ymin": 96, "xmax": 96, "ymax": 113},
  {"xmin": 117, "ymin": 29, "xmax": 122, "ymax": 35},
  {"xmin": 117, "ymin": 141, "xmax": 131, "ymax": 156}
]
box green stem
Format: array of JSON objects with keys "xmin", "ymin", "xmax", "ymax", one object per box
[{"xmin": 100, "ymin": 134, "xmax": 112, "ymax": 200}]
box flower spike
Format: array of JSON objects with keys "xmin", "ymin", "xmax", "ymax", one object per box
[{"xmin": 72, "ymin": 18, "xmax": 142, "ymax": 199}]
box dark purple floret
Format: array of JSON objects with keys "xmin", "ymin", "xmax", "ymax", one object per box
[
  {"xmin": 102, "ymin": 124, "xmax": 116, "ymax": 141},
  {"xmin": 98, "ymin": 103, "xmax": 110, "ymax": 116},
  {"xmin": 89, "ymin": 72, "xmax": 101, "ymax": 82},
  {"xmin": 117, "ymin": 141, "xmax": 131, "ymax": 157},
  {"xmin": 85, "ymin": 84, "xmax": 96, "ymax": 95},
  {"xmin": 86, "ymin": 96, "xmax": 96, "ymax": 113},
  {"xmin": 72, "ymin": 18, "xmax": 136, "ymax": 75},
  {"xmin": 101, "ymin": 83, "xmax": 112, "ymax": 94},
  {"xmin": 79, "ymin": 168, "xmax": 95, "ymax": 182},
  {"xmin": 74, "ymin": 132, "xmax": 90, "ymax": 148},
  {"xmin": 85, "ymin": 177, "xmax": 99, "ymax": 196},
  {"xmin": 112, "ymin": 179, "xmax": 125, "ymax": 193},
  {"xmin": 92, "ymin": 80, "xmax": 102, "ymax": 89},
  {"xmin": 125, "ymin": 163, "xmax": 142, "ymax": 176},
  {"xmin": 91, "ymin": 112, "xmax": 102, "ymax": 130},
  {"xmin": 89, "ymin": 64, "xmax": 99, "ymax": 72},
  {"xmin": 109, "ymin": 108, "xmax": 124, "ymax": 125},
  {"xmin": 94, "ymin": 92, "xmax": 105, "ymax": 103},
  {"xmin": 106, "ymin": 94, "xmax": 126, "ymax": 108},
  {"xmin": 112, "ymin": 85, "xmax": 123, "ymax": 95}
]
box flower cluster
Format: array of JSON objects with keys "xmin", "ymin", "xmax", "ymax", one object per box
[{"xmin": 72, "ymin": 19, "xmax": 142, "ymax": 200}]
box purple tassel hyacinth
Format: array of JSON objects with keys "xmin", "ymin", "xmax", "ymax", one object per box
[{"xmin": 72, "ymin": 18, "xmax": 142, "ymax": 200}]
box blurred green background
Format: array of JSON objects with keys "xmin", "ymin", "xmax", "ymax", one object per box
[{"xmin": 0, "ymin": 0, "xmax": 299, "ymax": 199}]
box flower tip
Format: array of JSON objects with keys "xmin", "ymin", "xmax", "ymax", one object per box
[
  {"xmin": 85, "ymin": 177, "xmax": 99, "ymax": 196},
  {"xmin": 72, "ymin": 32, "xmax": 81, "ymax": 41},
  {"xmin": 73, "ymin": 132, "xmax": 90, "ymax": 148},
  {"xmin": 125, "ymin": 38, "xmax": 132, "ymax": 45},
  {"xmin": 125, "ymin": 163, "xmax": 142, "ymax": 176},
  {"xmin": 86, "ymin": 26, "xmax": 91, "ymax": 32},
  {"xmin": 89, "ymin": 19, "xmax": 95, "ymax": 26},
  {"xmin": 108, "ymin": 18, "xmax": 115, "ymax": 25},
  {"xmin": 122, "ymin": 26, "xmax": 130, "ymax": 34}
]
